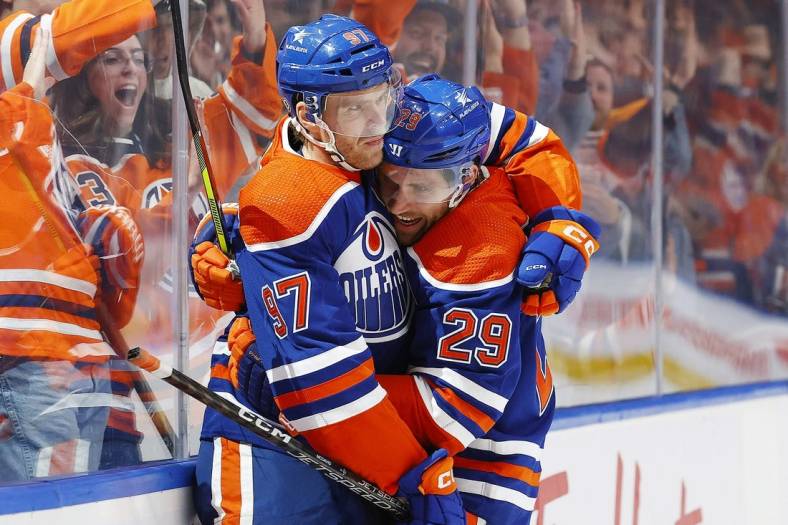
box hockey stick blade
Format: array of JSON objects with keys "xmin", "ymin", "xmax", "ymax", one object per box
[{"xmin": 127, "ymin": 347, "xmax": 410, "ymax": 520}]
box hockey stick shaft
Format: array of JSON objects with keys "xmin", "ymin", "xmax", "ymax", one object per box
[
  {"xmin": 128, "ymin": 347, "xmax": 409, "ymax": 520},
  {"xmin": 95, "ymin": 307, "xmax": 176, "ymax": 455},
  {"xmin": 168, "ymin": 0, "xmax": 232, "ymax": 257}
]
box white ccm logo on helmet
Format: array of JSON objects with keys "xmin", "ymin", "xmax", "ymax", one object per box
[
  {"xmin": 563, "ymin": 224, "xmax": 597, "ymax": 258},
  {"xmin": 361, "ymin": 59, "xmax": 385, "ymax": 72}
]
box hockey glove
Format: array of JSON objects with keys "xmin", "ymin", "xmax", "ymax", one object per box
[
  {"xmin": 518, "ymin": 206, "xmax": 600, "ymax": 316},
  {"xmin": 78, "ymin": 205, "xmax": 144, "ymax": 290},
  {"xmin": 227, "ymin": 316, "xmax": 279, "ymax": 421},
  {"xmin": 78, "ymin": 205, "xmax": 144, "ymax": 326},
  {"xmin": 189, "ymin": 204, "xmax": 245, "ymax": 311},
  {"xmin": 396, "ymin": 449, "xmax": 465, "ymax": 525}
]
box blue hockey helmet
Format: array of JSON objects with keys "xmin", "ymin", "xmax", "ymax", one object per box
[
  {"xmin": 378, "ymin": 74, "xmax": 491, "ymax": 207},
  {"xmin": 277, "ymin": 14, "xmax": 401, "ymax": 136}
]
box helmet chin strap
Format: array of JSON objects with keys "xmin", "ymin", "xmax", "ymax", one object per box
[{"xmin": 293, "ymin": 117, "xmax": 361, "ymax": 172}]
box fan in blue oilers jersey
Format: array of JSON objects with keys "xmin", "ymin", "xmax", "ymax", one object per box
[{"xmin": 193, "ymin": 14, "xmax": 465, "ymax": 525}]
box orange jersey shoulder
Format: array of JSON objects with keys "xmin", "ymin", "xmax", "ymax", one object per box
[
  {"xmin": 412, "ymin": 167, "xmax": 526, "ymax": 285},
  {"xmin": 239, "ymin": 119, "xmax": 361, "ymax": 247}
]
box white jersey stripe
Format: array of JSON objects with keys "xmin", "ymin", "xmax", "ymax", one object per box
[
  {"xmin": 230, "ymin": 111, "xmax": 258, "ymax": 165},
  {"xmin": 467, "ymin": 437, "xmax": 543, "ymax": 462},
  {"xmin": 407, "ymin": 248, "xmax": 514, "ymax": 292},
  {"xmin": 0, "ymin": 317, "xmax": 102, "ymax": 340},
  {"xmin": 246, "ymin": 181, "xmax": 359, "ymax": 251},
  {"xmin": 288, "ymin": 384, "xmax": 386, "ymax": 432},
  {"xmin": 73, "ymin": 439, "xmax": 90, "ymax": 473},
  {"xmin": 456, "ymin": 477, "xmax": 536, "ymax": 512},
  {"xmin": 410, "ymin": 366, "xmax": 509, "ymax": 413},
  {"xmin": 266, "ymin": 336, "xmax": 368, "ymax": 384},
  {"xmin": 413, "ymin": 376, "xmax": 476, "ymax": 447},
  {"xmin": 482, "ymin": 102, "xmax": 506, "ymax": 164},
  {"xmin": 210, "ymin": 438, "xmax": 226, "ymax": 523},
  {"xmin": 526, "ymin": 121, "xmax": 550, "ymax": 148},
  {"xmin": 1, "ymin": 13, "xmax": 33, "ymax": 90},
  {"xmin": 39, "ymin": 14, "xmax": 67, "ymax": 81},
  {"xmin": 222, "ymin": 80, "xmax": 277, "ymax": 131},
  {"xmin": 239, "ymin": 443, "xmax": 254, "ymax": 525},
  {"xmin": 213, "ymin": 340, "xmax": 231, "ymax": 357},
  {"xmin": 0, "ymin": 268, "xmax": 97, "ymax": 297}
]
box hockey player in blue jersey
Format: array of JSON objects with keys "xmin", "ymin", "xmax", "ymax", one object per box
[
  {"xmin": 193, "ymin": 14, "xmax": 465, "ymax": 525},
  {"xmin": 368, "ymin": 75, "xmax": 599, "ymax": 524}
]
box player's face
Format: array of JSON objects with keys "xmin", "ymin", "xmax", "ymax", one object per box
[
  {"xmin": 87, "ymin": 36, "xmax": 148, "ymax": 137},
  {"xmin": 377, "ymin": 163, "xmax": 454, "ymax": 246},
  {"xmin": 587, "ymin": 64, "xmax": 614, "ymax": 127},
  {"xmin": 321, "ymin": 82, "xmax": 398, "ymax": 170},
  {"xmin": 207, "ymin": 0, "xmax": 233, "ymax": 56},
  {"xmin": 394, "ymin": 10, "xmax": 448, "ymax": 77}
]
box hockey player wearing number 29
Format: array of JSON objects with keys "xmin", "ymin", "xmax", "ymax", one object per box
[{"xmin": 191, "ymin": 14, "xmax": 601, "ymax": 525}]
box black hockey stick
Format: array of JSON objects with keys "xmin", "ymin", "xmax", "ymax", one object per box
[
  {"xmin": 127, "ymin": 347, "xmax": 410, "ymax": 520},
  {"xmin": 168, "ymin": 0, "xmax": 234, "ymax": 257}
]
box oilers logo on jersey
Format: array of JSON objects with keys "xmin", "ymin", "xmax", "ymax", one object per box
[
  {"xmin": 335, "ymin": 212, "xmax": 412, "ymax": 343},
  {"xmin": 142, "ymin": 178, "xmax": 172, "ymax": 209}
]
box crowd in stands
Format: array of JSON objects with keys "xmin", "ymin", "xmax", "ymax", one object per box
[{"xmin": 174, "ymin": 0, "xmax": 788, "ymax": 314}]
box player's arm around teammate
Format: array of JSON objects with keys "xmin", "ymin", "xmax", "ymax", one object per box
[{"xmin": 194, "ymin": 16, "xmax": 464, "ymax": 525}]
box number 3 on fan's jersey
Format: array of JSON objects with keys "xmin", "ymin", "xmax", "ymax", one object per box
[
  {"xmin": 437, "ymin": 308, "xmax": 512, "ymax": 368},
  {"xmin": 261, "ymin": 272, "xmax": 312, "ymax": 339}
]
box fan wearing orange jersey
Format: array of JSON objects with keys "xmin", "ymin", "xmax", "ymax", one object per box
[
  {"xmin": 0, "ymin": 26, "xmax": 143, "ymax": 482},
  {"xmin": 39, "ymin": 0, "xmax": 279, "ymax": 466},
  {"xmin": 0, "ymin": 0, "xmax": 158, "ymax": 93}
]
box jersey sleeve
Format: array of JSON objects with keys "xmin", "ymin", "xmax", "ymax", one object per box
[
  {"xmin": 378, "ymin": 275, "xmax": 523, "ymax": 457},
  {"xmin": 237, "ymin": 181, "xmax": 426, "ymax": 495},
  {"xmin": 481, "ymin": 46, "xmax": 539, "ymax": 115},
  {"xmin": 202, "ymin": 26, "xmax": 281, "ymax": 197},
  {"xmin": 350, "ymin": 0, "xmax": 416, "ymax": 46},
  {"xmin": 214, "ymin": 26, "xmax": 280, "ymax": 138},
  {"xmin": 0, "ymin": 0, "xmax": 156, "ymax": 92},
  {"xmin": 482, "ymin": 102, "xmax": 582, "ymax": 218}
]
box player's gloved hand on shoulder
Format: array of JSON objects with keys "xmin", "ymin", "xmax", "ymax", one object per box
[
  {"xmin": 397, "ymin": 449, "xmax": 466, "ymax": 525},
  {"xmin": 78, "ymin": 204, "xmax": 144, "ymax": 292},
  {"xmin": 518, "ymin": 206, "xmax": 600, "ymax": 317},
  {"xmin": 189, "ymin": 203, "xmax": 245, "ymax": 311},
  {"xmin": 227, "ymin": 316, "xmax": 280, "ymax": 421}
]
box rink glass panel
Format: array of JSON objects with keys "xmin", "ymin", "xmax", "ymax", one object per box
[
  {"xmin": 0, "ymin": 9, "xmax": 175, "ymax": 484},
  {"xmin": 659, "ymin": 0, "xmax": 788, "ymax": 394}
]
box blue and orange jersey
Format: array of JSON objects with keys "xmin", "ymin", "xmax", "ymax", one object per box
[
  {"xmin": 201, "ymin": 116, "xmax": 426, "ymax": 495},
  {"xmin": 483, "ymin": 101, "xmax": 583, "ymax": 219},
  {"xmin": 0, "ymin": 0, "xmax": 156, "ymax": 93},
  {"xmin": 377, "ymin": 167, "xmax": 556, "ymax": 523},
  {"xmin": 0, "ymin": 82, "xmax": 114, "ymax": 363}
]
